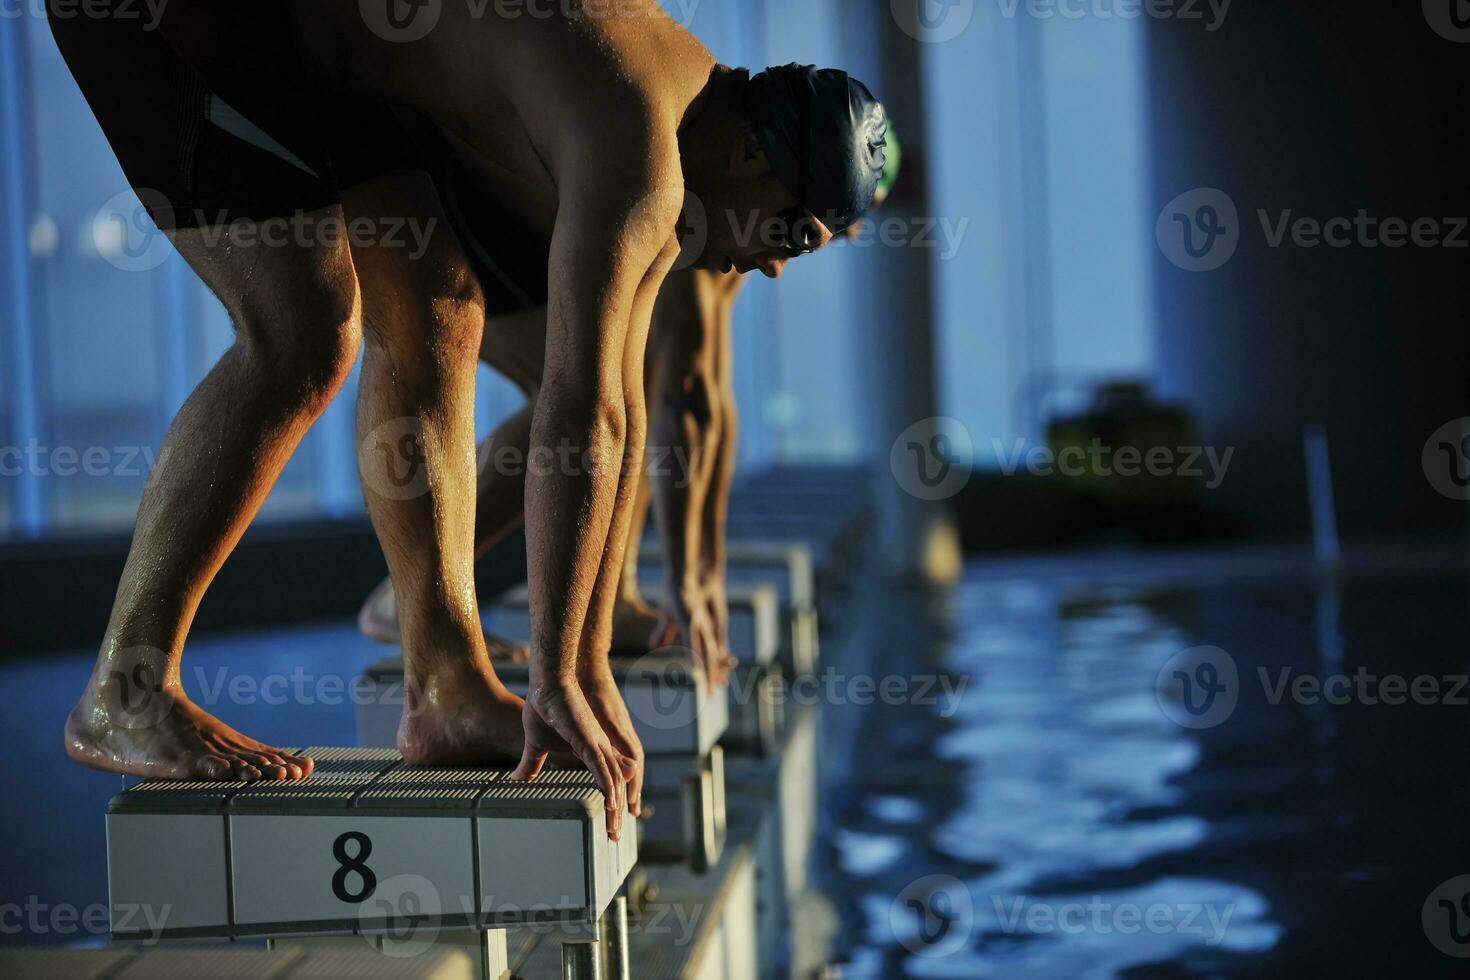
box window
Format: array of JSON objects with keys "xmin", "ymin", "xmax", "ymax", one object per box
[
  {"xmin": 924, "ymin": 7, "xmax": 1155, "ymax": 464},
  {"xmin": 0, "ymin": 16, "xmax": 536, "ymax": 541}
]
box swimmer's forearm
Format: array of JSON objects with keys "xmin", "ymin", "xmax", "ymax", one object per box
[
  {"xmin": 701, "ymin": 388, "xmax": 737, "ymax": 583},
  {"xmin": 700, "ymin": 295, "xmax": 738, "ymax": 583},
  {"xmin": 517, "ymin": 152, "xmax": 678, "ymax": 675},
  {"xmin": 524, "ymin": 391, "xmax": 628, "ymax": 686},
  {"xmin": 576, "ymin": 380, "xmax": 650, "ymax": 672},
  {"xmin": 650, "ymin": 379, "xmax": 720, "ymax": 602}
]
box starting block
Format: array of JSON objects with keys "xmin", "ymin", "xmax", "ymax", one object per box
[
  {"xmin": 357, "ymin": 651, "xmax": 729, "ymax": 873},
  {"xmin": 478, "ymin": 584, "xmax": 779, "ymax": 676},
  {"xmin": 106, "ymin": 748, "xmax": 636, "ymax": 979},
  {"xmin": 713, "ymin": 582, "xmax": 783, "ymax": 756},
  {"xmin": 478, "ymin": 584, "xmax": 782, "ymax": 755},
  {"xmin": 356, "ymin": 651, "xmax": 728, "ymax": 758},
  {"xmin": 0, "ymin": 946, "xmax": 479, "ymax": 979},
  {"xmin": 642, "ymin": 539, "xmax": 820, "ymax": 677}
]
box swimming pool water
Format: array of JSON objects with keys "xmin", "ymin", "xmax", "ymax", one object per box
[{"xmin": 819, "ymin": 559, "xmax": 1470, "ymax": 978}]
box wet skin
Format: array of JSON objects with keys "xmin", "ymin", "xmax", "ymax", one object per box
[
  {"xmin": 69, "ymin": 1, "xmax": 843, "ymax": 842},
  {"xmin": 357, "ymin": 265, "xmax": 744, "ymax": 685}
]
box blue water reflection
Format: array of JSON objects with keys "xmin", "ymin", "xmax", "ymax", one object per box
[{"xmin": 822, "ymin": 560, "xmax": 1469, "ymax": 978}]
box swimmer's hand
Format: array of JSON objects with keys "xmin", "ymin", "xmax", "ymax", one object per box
[
  {"xmin": 515, "ymin": 677, "xmax": 637, "ymax": 840},
  {"xmin": 659, "ymin": 581, "xmax": 735, "ymax": 687}
]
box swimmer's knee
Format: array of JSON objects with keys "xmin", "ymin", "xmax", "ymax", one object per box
[
  {"xmin": 235, "ymin": 261, "xmax": 363, "ymax": 414},
  {"xmin": 361, "ymin": 229, "xmax": 485, "ymax": 363}
]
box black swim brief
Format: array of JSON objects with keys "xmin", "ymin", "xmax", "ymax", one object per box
[
  {"xmin": 47, "ymin": 0, "xmax": 419, "ymax": 230},
  {"xmin": 405, "ymin": 117, "xmax": 553, "ymax": 318}
]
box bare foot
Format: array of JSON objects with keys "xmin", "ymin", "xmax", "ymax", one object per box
[
  {"xmin": 65, "ymin": 662, "xmax": 313, "ymax": 781},
  {"xmin": 360, "ymin": 578, "xmax": 528, "ymax": 661},
  {"xmin": 396, "ymin": 658, "xmax": 530, "ymax": 767},
  {"xmin": 610, "ymin": 596, "xmax": 677, "ymax": 655}
]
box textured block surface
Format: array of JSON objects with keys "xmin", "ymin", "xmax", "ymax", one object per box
[{"xmin": 106, "ymin": 748, "xmax": 635, "ymax": 939}]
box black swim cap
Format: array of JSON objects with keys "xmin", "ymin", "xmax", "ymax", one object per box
[{"xmin": 744, "ymin": 64, "xmax": 888, "ymax": 235}]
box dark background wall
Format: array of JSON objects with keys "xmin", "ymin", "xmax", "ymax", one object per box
[{"xmin": 1147, "ymin": 0, "xmax": 1467, "ymax": 539}]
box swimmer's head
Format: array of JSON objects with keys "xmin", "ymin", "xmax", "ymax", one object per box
[{"xmin": 679, "ymin": 64, "xmax": 886, "ymax": 279}]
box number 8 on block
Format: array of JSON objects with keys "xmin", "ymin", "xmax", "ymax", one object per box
[{"xmin": 230, "ymin": 814, "xmax": 472, "ymax": 929}]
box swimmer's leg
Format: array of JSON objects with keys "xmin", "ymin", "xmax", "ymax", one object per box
[
  {"xmin": 345, "ymin": 169, "xmax": 530, "ymax": 766},
  {"xmin": 64, "ymin": 210, "xmax": 359, "ymax": 782}
]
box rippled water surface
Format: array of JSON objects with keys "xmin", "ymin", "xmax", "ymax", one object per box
[{"xmin": 819, "ymin": 559, "xmax": 1470, "ymax": 978}]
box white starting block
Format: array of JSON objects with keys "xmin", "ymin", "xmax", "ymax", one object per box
[
  {"xmin": 642, "ymin": 539, "xmax": 820, "ymax": 677},
  {"xmin": 0, "ymin": 946, "xmax": 479, "ymax": 979},
  {"xmin": 718, "ymin": 582, "xmax": 784, "ymax": 757},
  {"xmin": 356, "ymin": 652, "xmax": 728, "ymax": 758},
  {"xmin": 106, "ymin": 748, "xmax": 636, "ymax": 980},
  {"xmin": 478, "ymin": 585, "xmax": 779, "ymax": 677},
  {"xmin": 478, "ymin": 584, "xmax": 782, "ymax": 756},
  {"xmin": 356, "ymin": 652, "xmax": 729, "ymax": 873}
]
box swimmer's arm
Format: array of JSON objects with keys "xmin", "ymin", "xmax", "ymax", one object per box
[
  {"xmin": 525, "ymin": 156, "xmax": 682, "ymax": 691},
  {"xmin": 647, "ymin": 270, "xmax": 721, "ymax": 614},
  {"xmin": 700, "ymin": 277, "xmax": 739, "ymax": 589}
]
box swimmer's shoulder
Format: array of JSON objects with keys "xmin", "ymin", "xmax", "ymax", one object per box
[{"xmin": 502, "ymin": 3, "xmax": 714, "ymax": 175}]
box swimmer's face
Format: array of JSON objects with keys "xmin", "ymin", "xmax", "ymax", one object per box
[{"xmin": 691, "ymin": 129, "xmax": 834, "ymax": 279}]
